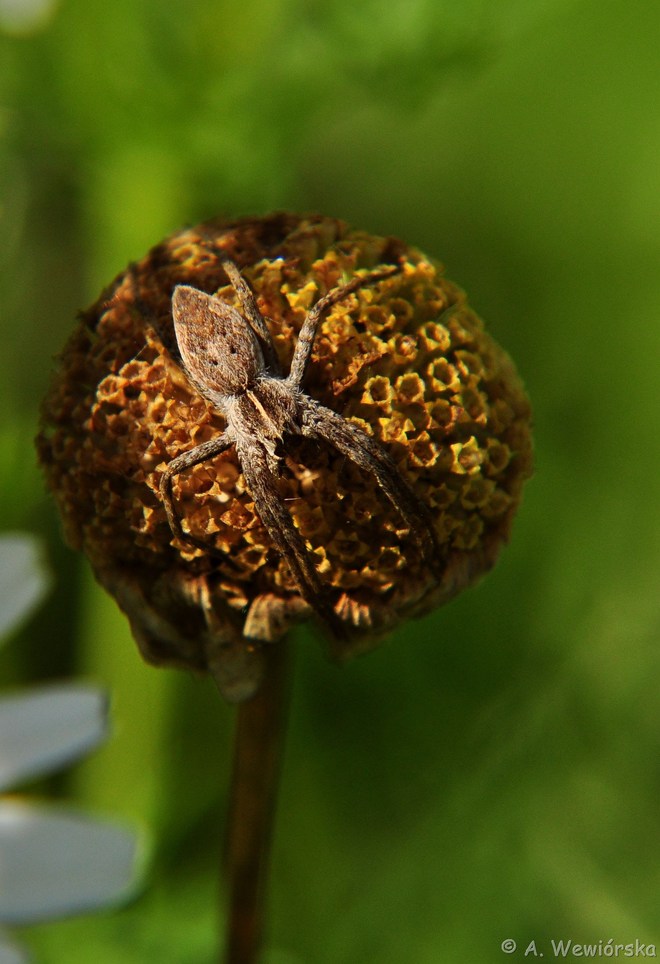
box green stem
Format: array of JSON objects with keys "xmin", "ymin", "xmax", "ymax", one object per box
[{"xmin": 223, "ymin": 639, "xmax": 291, "ymax": 964}]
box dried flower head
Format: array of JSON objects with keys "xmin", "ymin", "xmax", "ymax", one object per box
[{"xmin": 37, "ymin": 213, "xmax": 532, "ymax": 701}]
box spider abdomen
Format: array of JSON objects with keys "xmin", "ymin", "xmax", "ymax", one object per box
[{"xmin": 172, "ymin": 284, "xmax": 264, "ymax": 397}]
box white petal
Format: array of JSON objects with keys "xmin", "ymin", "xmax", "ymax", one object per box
[
  {"xmin": 0, "ymin": 685, "xmax": 108, "ymax": 791},
  {"xmin": 0, "ymin": 0, "xmax": 58, "ymax": 35},
  {"xmin": 0, "ymin": 934, "xmax": 27, "ymax": 964},
  {"xmin": 0, "ymin": 534, "xmax": 51, "ymax": 643},
  {"xmin": 0, "ymin": 801, "xmax": 139, "ymax": 923}
]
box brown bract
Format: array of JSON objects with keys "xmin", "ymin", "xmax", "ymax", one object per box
[{"xmin": 37, "ymin": 213, "xmax": 533, "ymax": 701}]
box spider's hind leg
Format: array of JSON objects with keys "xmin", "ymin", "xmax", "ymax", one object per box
[
  {"xmin": 221, "ymin": 259, "xmax": 282, "ymax": 376},
  {"xmin": 287, "ymin": 264, "xmax": 401, "ymax": 389}
]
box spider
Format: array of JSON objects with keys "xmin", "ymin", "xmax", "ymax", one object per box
[{"xmin": 159, "ymin": 258, "xmax": 442, "ymax": 636}]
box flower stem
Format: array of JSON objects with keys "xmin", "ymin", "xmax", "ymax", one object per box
[{"xmin": 223, "ymin": 639, "xmax": 291, "ymax": 964}]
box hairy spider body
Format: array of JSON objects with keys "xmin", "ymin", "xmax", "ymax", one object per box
[{"xmin": 159, "ymin": 259, "xmax": 442, "ymax": 636}]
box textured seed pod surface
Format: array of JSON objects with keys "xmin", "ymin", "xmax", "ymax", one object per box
[{"xmin": 38, "ymin": 213, "xmax": 532, "ymax": 700}]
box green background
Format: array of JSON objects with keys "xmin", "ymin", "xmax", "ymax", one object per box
[{"xmin": 2, "ymin": 0, "xmax": 660, "ymax": 960}]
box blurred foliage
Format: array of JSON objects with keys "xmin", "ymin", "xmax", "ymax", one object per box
[{"xmin": 1, "ymin": 0, "xmax": 660, "ymax": 960}]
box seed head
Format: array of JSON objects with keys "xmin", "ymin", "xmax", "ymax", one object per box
[{"xmin": 37, "ymin": 213, "xmax": 533, "ymax": 701}]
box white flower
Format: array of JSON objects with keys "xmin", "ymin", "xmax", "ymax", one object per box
[
  {"xmin": 0, "ymin": 0, "xmax": 59, "ymax": 36},
  {"xmin": 0, "ymin": 534, "xmax": 51, "ymax": 642},
  {"xmin": 0, "ymin": 534, "xmax": 140, "ymax": 963}
]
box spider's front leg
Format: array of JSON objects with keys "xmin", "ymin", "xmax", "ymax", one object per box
[
  {"xmin": 160, "ymin": 433, "xmax": 233, "ymax": 552},
  {"xmin": 301, "ymin": 401, "xmax": 444, "ymax": 577},
  {"xmin": 236, "ymin": 438, "xmax": 348, "ymax": 638}
]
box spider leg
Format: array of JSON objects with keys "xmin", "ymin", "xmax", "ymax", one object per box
[
  {"xmin": 221, "ymin": 259, "xmax": 281, "ymax": 376},
  {"xmin": 237, "ymin": 439, "xmax": 348, "ymax": 637},
  {"xmin": 301, "ymin": 401, "xmax": 443, "ymax": 574},
  {"xmin": 287, "ymin": 264, "xmax": 401, "ymax": 389},
  {"xmin": 160, "ymin": 432, "xmax": 233, "ymax": 552}
]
